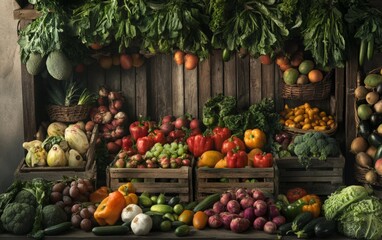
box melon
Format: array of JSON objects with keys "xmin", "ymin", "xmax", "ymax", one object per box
[
  {"xmin": 46, "ymin": 51, "xmax": 72, "ymax": 80},
  {"xmin": 283, "ymin": 68, "xmax": 299, "ymax": 85},
  {"xmin": 26, "ymin": 53, "xmax": 44, "ymax": 76},
  {"xmin": 298, "ymin": 60, "xmax": 314, "ymax": 75}
]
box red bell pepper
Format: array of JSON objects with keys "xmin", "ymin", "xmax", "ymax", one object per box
[
  {"xmin": 221, "ymin": 136, "xmax": 246, "ymax": 155},
  {"xmin": 211, "ymin": 127, "xmax": 232, "ymax": 151},
  {"xmin": 129, "ymin": 121, "xmax": 149, "ymax": 140},
  {"xmin": 136, "ymin": 136, "xmax": 155, "ymax": 155},
  {"xmin": 253, "ymin": 153, "xmax": 273, "ymax": 168},
  {"xmin": 122, "ymin": 135, "xmax": 134, "ymax": 151},
  {"xmin": 226, "ymin": 150, "xmax": 248, "ymax": 168},
  {"xmin": 148, "ymin": 129, "xmax": 166, "ymax": 144},
  {"xmin": 186, "ymin": 134, "xmax": 214, "ymax": 157}
]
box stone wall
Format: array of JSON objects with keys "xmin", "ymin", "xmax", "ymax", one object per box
[{"xmin": 0, "ymin": 1, "xmax": 24, "ymax": 192}]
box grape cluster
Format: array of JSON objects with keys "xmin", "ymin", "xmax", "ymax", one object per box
[
  {"xmin": 145, "ymin": 142, "xmax": 189, "ymax": 159},
  {"xmin": 50, "ymin": 178, "xmax": 94, "ymax": 215},
  {"xmin": 71, "ymin": 203, "xmax": 97, "ymax": 231}
]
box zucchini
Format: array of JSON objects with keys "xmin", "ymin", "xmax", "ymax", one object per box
[
  {"xmin": 314, "ymin": 219, "xmax": 337, "ymax": 238},
  {"xmin": 92, "ymin": 225, "xmax": 130, "ymax": 236},
  {"xmin": 150, "ymin": 204, "xmax": 173, "ymax": 214},
  {"xmin": 368, "ymin": 131, "xmax": 382, "ymax": 147},
  {"xmin": 367, "ymin": 36, "xmax": 375, "ymax": 61},
  {"xmin": 359, "ymin": 39, "xmax": 367, "ymax": 66},
  {"xmin": 193, "ymin": 193, "xmax": 220, "ymax": 212},
  {"xmin": 292, "ymin": 212, "xmax": 313, "ymax": 232},
  {"xmin": 277, "ymin": 222, "xmax": 293, "ymax": 236},
  {"xmin": 296, "ymin": 217, "xmax": 325, "ymax": 239},
  {"xmin": 167, "ymin": 196, "xmax": 180, "ymax": 207},
  {"xmin": 43, "ymin": 222, "xmax": 72, "ymax": 236},
  {"xmin": 174, "ymin": 225, "xmax": 190, "ymax": 237},
  {"xmin": 184, "ymin": 201, "xmax": 198, "ymax": 210}
]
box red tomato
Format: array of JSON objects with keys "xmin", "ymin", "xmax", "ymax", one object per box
[{"xmin": 286, "ymin": 187, "xmax": 308, "ymax": 203}]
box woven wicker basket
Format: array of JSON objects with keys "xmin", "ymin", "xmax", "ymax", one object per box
[
  {"xmin": 284, "ymin": 122, "xmax": 337, "ymax": 136},
  {"xmin": 47, "ymin": 104, "xmax": 91, "ymax": 123},
  {"xmin": 281, "ymin": 69, "xmax": 333, "ymax": 101},
  {"xmin": 354, "ymin": 164, "xmax": 382, "ymax": 187}
]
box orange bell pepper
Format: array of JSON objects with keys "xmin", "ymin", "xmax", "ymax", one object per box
[
  {"xmin": 124, "ymin": 193, "xmax": 139, "ymax": 205},
  {"xmin": 244, "ymin": 129, "xmax": 266, "ymax": 149},
  {"xmin": 89, "ymin": 186, "xmax": 110, "ymax": 203},
  {"xmin": 299, "ymin": 194, "xmax": 322, "ymax": 218},
  {"xmin": 118, "ymin": 182, "xmax": 136, "ymax": 195},
  {"xmin": 94, "ymin": 191, "xmax": 126, "ymax": 225}
]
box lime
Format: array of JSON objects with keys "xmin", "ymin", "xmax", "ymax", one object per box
[
  {"xmin": 160, "ymin": 220, "xmax": 172, "ymax": 232},
  {"xmin": 173, "ymin": 204, "xmax": 184, "ymax": 215}
]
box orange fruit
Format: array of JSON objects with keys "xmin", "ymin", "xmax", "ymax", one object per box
[
  {"xmin": 276, "ymin": 55, "xmax": 289, "ymax": 66},
  {"xmin": 308, "ymin": 69, "xmax": 323, "ymax": 83},
  {"xmin": 259, "ymin": 55, "xmax": 272, "ymax": 65},
  {"xmin": 279, "ymin": 64, "xmax": 292, "ymax": 72},
  {"xmin": 120, "ymin": 53, "xmax": 133, "ymax": 70}
]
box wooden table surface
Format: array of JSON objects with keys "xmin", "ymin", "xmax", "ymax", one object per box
[{"xmin": 0, "ymin": 228, "xmax": 349, "ymax": 240}]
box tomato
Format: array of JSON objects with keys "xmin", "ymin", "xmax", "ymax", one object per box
[
  {"xmin": 286, "ymin": 187, "xmax": 308, "ymax": 203},
  {"xmin": 120, "ymin": 53, "xmax": 133, "ymax": 70},
  {"xmin": 253, "ymin": 153, "xmax": 273, "ymax": 168}
]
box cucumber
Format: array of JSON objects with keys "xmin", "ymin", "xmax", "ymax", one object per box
[
  {"xmin": 292, "ymin": 212, "xmax": 313, "ymax": 232},
  {"xmin": 367, "ymin": 36, "xmax": 375, "ymax": 61},
  {"xmin": 296, "ymin": 217, "xmax": 325, "ymax": 239},
  {"xmin": 167, "ymin": 196, "xmax": 180, "ymax": 207},
  {"xmin": 157, "ymin": 193, "xmax": 166, "ymax": 204},
  {"xmin": 162, "ymin": 212, "xmax": 176, "ymax": 222},
  {"xmin": 277, "ymin": 222, "xmax": 293, "ymax": 236},
  {"xmin": 43, "ymin": 222, "xmax": 72, "ymax": 236},
  {"xmin": 174, "ymin": 225, "xmax": 190, "ymax": 237},
  {"xmin": 314, "ymin": 219, "xmax": 337, "ymax": 238},
  {"xmin": 375, "ymin": 145, "xmax": 382, "ymax": 160},
  {"xmin": 92, "ymin": 225, "xmax": 129, "ymax": 236},
  {"xmin": 359, "ymin": 39, "xmax": 367, "ymax": 66},
  {"xmin": 145, "ymin": 210, "xmax": 164, "ymax": 216},
  {"xmin": 139, "ymin": 195, "xmax": 153, "ymax": 208},
  {"xmin": 184, "ymin": 201, "xmax": 198, "ymax": 210},
  {"xmin": 193, "ymin": 193, "xmax": 220, "ymax": 212},
  {"xmin": 150, "ymin": 204, "xmax": 174, "ymax": 214}
]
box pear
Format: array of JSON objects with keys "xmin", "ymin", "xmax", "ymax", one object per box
[{"xmin": 374, "ymin": 100, "xmax": 382, "ymax": 113}]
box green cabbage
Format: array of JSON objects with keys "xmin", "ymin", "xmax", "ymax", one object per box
[
  {"xmin": 323, "ymin": 185, "xmax": 371, "ymax": 220},
  {"xmin": 337, "ymin": 196, "xmax": 382, "ymax": 240}
]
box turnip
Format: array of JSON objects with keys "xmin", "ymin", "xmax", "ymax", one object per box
[
  {"xmin": 204, "ymin": 209, "xmax": 216, "ymax": 217},
  {"xmin": 243, "ymin": 207, "xmax": 255, "ymax": 223},
  {"xmin": 253, "ymin": 217, "xmax": 267, "ymax": 230},
  {"xmin": 240, "ymin": 196, "xmax": 254, "ymax": 209},
  {"xmin": 219, "ymin": 212, "xmax": 238, "ymax": 230},
  {"xmin": 268, "ymin": 204, "xmax": 280, "ymax": 219},
  {"xmin": 251, "ymin": 189, "xmax": 265, "ymax": 201},
  {"xmin": 263, "ymin": 221, "xmax": 277, "ymax": 234},
  {"xmin": 230, "ymin": 217, "xmax": 250, "ymax": 233},
  {"xmin": 213, "ymin": 201, "xmax": 226, "ymax": 214},
  {"xmin": 253, "ymin": 200, "xmax": 267, "ymax": 217},
  {"xmin": 220, "ymin": 192, "xmax": 233, "ymax": 205},
  {"xmin": 272, "ymin": 215, "xmax": 286, "ymax": 227},
  {"xmin": 227, "ymin": 200, "xmax": 241, "ymax": 214},
  {"xmin": 208, "ymin": 214, "xmax": 223, "ymax": 228}
]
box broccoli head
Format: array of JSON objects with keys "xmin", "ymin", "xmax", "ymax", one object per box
[
  {"xmin": 293, "ymin": 135, "xmax": 304, "ymax": 145},
  {"xmin": 42, "ymin": 204, "xmax": 67, "ymax": 228},
  {"xmin": 302, "ymin": 132, "xmax": 315, "ymax": 141},
  {"xmin": 294, "ymin": 143, "xmax": 310, "ymax": 157},
  {"xmin": 13, "ymin": 189, "xmax": 37, "ymax": 208},
  {"xmin": 1, "ymin": 202, "xmax": 35, "ymax": 235}
]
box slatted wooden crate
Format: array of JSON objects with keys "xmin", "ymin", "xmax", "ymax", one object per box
[
  {"xmin": 107, "ymin": 164, "xmax": 193, "ymax": 202},
  {"xmin": 14, "ymin": 125, "xmax": 98, "ymax": 181},
  {"xmin": 276, "ymin": 155, "xmax": 345, "ymax": 195},
  {"xmin": 195, "ymin": 166, "xmax": 279, "ymax": 201}
]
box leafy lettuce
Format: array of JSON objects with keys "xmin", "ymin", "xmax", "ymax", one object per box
[{"xmin": 337, "ymin": 196, "xmax": 382, "ymax": 240}]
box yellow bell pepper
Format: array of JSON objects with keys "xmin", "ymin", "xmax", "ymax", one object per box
[
  {"xmin": 244, "ymin": 129, "xmax": 266, "ymax": 149},
  {"xmin": 118, "ymin": 182, "xmax": 136, "ymax": 195},
  {"xmin": 94, "ymin": 191, "xmax": 126, "ymax": 225}
]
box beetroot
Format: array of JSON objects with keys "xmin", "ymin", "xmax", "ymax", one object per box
[
  {"xmin": 251, "ymin": 189, "xmax": 266, "ymax": 201},
  {"xmin": 253, "ymin": 216, "xmax": 267, "ymax": 230},
  {"xmin": 268, "ymin": 204, "xmax": 280, "ymax": 219},
  {"xmin": 204, "ymin": 208, "xmax": 216, "ymax": 217},
  {"xmin": 240, "ymin": 196, "xmax": 254, "ymax": 209},
  {"xmin": 230, "ymin": 217, "xmax": 250, "ymax": 233},
  {"xmin": 253, "ymin": 200, "xmax": 267, "ymax": 217},
  {"xmin": 263, "ymin": 221, "xmax": 277, "ymax": 234},
  {"xmin": 227, "ymin": 200, "xmax": 241, "ymax": 214},
  {"xmin": 220, "ymin": 212, "xmax": 238, "ymax": 230},
  {"xmin": 220, "ymin": 192, "xmax": 233, "ymax": 205},
  {"xmin": 272, "ymin": 215, "xmax": 286, "ymax": 227},
  {"xmin": 243, "ymin": 207, "xmax": 255, "ymax": 222},
  {"xmin": 208, "ymin": 214, "xmax": 223, "ymax": 228},
  {"xmin": 213, "ymin": 201, "xmax": 226, "ymax": 214}
]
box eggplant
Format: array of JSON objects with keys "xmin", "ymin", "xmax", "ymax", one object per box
[
  {"xmin": 368, "ymin": 131, "xmax": 382, "ymax": 147},
  {"xmin": 377, "ymin": 83, "xmax": 382, "ymax": 95},
  {"xmin": 358, "ymin": 120, "xmax": 372, "ymax": 139},
  {"xmin": 370, "ymin": 113, "xmax": 382, "ymax": 128},
  {"xmin": 375, "ymin": 145, "xmax": 382, "ymax": 160}
]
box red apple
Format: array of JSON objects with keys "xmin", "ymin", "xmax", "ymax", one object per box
[
  {"xmin": 375, "ymin": 158, "xmax": 382, "ymax": 175},
  {"xmin": 190, "ymin": 118, "xmax": 200, "ymax": 130},
  {"xmin": 174, "ymin": 117, "xmax": 189, "ymax": 129},
  {"xmin": 114, "ymin": 158, "xmax": 125, "ymax": 168}
]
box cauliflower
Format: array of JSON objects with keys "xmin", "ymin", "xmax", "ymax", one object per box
[
  {"xmin": 1, "ymin": 202, "xmax": 35, "ymax": 235},
  {"xmin": 13, "ymin": 189, "xmax": 37, "ymax": 208},
  {"xmin": 42, "ymin": 204, "xmax": 67, "ymax": 228}
]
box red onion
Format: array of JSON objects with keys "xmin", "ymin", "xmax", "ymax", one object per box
[
  {"xmin": 227, "ymin": 200, "xmax": 241, "ymax": 214},
  {"xmin": 230, "ymin": 217, "xmax": 250, "ymax": 233},
  {"xmin": 98, "ymin": 86, "xmax": 109, "ymax": 97},
  {"xmin": 272, "ymin": 215, "xmax": 286, "ymax": 227},
  {"xmin": 240, "ymin": 196, "xmax": 255, "ymax": 209},
  {"xmin": 213, "ymin": 201, "xmax": 226, "ymax": 214},
  {"xmin": 243, "ymin": 207, "xmax": 255, "ymax": 223},
  {"xmin": 204, "ymin": 209, "xmax": 216, "ymax": 217},
  {"xmin": 251, "ymin": 189, "xmax": 266, "ymax": 201},
  {"xmin": 208, "ymin": 214, "xmax": 223, "ymax": 228},
  {"xmin": 263, "ymin": 221, "xmax": 277, "ymax": 234},
  {"xmin": 253, "ymin": 217, "xmax": 267, "ymax": 230},
  {"xmin": 253, "ymin": 200, "xmax": 267, "ymax": 217},
  {"xmin": 220, "ymin": 192, "xmax": 233, "ymax": 206}
]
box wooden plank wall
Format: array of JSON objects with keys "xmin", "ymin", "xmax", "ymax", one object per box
[{"xmin": 79, "ymin": 51, "xmax": 285, "ymax": 123}]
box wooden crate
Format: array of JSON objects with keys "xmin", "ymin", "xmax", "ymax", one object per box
[
  {"xmin": 195, "ymin": 166, "xmax": 278, "ymax": 201},
  {"xmin": 106, "ymin": 164, "xmax": 193, "ymax": 202},
  {"xmin": 14, "ymin": 125, "xmax": 98, "ymax": 181},
  {"xmin": 276, "ymin": 155, "xmax": 345, "ymax": 195}
]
